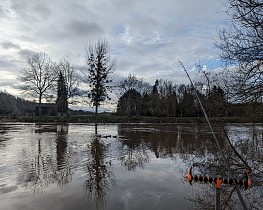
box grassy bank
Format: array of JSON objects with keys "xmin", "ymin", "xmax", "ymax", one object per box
[{"xmin": 1, "ymin": 114, "xmax": 261, "ymax": 124}]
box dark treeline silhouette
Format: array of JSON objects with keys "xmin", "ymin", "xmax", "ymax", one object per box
[
  {"xmin": 117, "ymin": 75, "xmax": 263, "ymax": 120},
  {"xmin": 117, "ymin": 78, "xmax": 231, "ymax": 118},
  {"xmin": 0, "ymin": 91, "xmax": 34, "ymax": 116}
]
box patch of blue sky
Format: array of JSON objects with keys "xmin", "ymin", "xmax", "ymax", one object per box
[{"xmin": 199, "ymin": 58, "xmax": 224, "ymax": 70}]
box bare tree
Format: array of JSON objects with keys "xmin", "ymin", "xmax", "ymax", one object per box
[
  {"xmin": 19, "ymin": 52, "xmax": 58, "ymax": 116},
  {"xmin": 216, "ymin": 0, "xmax": 263, "ymax": 101},
  {"xmin": 82, "ymin": 39, "xmax": 116, "ymax": 116},
  {"xmin": 118, "ymin": 74, "xmax": 151, "ymax": 95}
]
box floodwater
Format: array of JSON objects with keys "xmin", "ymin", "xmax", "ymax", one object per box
[{"xmin": 0, "ymin": 123, "xmax": 262, "ymax": 210}]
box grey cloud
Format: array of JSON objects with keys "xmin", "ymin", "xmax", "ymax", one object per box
[
  {"xmin": 0, "ymin": 5, "xmax": 9, "ymax": 18},
  {"xmin": 10, "ymin": 0, "xmax": 51, "ymax": 22},
  {"xmin": 1, "ymin": 41, "xmax": 21, "ymax": 50},
  {"xmin": 0, "ymin": 6, "xmax": 4, "ymax": 16},
  {"xmin": 0, "ymin": 81, "xmax": 16, "ymax": 87},
  {"xmin": 62, "ymin": 1, "xmax": 98, "ymax": 20},
  {"xmin": 64, "ymin": 20, "xmax": 104, "ymax": 38},
  {"xmin": 0, "ymin": 58, "xmax": 18, "ymax": 69},
  {"xmin": 18, "ymin": 49, "xmax": 38, "ymax": 59},
  {"xmin": 13, "ymin": 1, "xmax": 104, "ymax": 49}
]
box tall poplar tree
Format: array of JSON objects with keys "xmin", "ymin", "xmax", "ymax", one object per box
[{"xmin": 82, "ymin": 39, "xmax": 116, "ymax": 116}]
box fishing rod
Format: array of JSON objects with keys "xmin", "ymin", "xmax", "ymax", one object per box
[{"xmin": 179, "ymin": 61, "xmax": 248, "ymax": 210}]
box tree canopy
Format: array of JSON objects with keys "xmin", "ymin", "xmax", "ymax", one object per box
[
  {"xmin": 82, "ymin": 39, "xmax": 116, "ymax": 116},
  {"xmin": 19, "ymin": 52, "xmax": 57, "ymax": 116},
  {"xmin": 216, "ymin": 0, "xmax": 263, "ymax": 101}
]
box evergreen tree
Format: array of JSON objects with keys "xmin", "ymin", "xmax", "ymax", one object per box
[
  {"xmin": 152, "ymin": 79, "xmax": 159, "ymax": 94},
  {"xmin": 150, "ymin": 79, "xmax": 160, "ymax": 116},
  {"xmin": 56, "ymin": 71, "xmax": 68, "ymax": 116},
  {"xmin": 58, "ymin": 57, "xmax": 80, "ymax": 105}
]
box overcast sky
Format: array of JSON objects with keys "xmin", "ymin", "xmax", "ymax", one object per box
[{"xmin": 0, "ymin": 0, "xmax": 228, "ymax": 98}]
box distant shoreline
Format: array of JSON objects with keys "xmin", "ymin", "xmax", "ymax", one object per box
[{"xmin": 0, "ymin": 115, "xmax": 262, "ymax": 124}]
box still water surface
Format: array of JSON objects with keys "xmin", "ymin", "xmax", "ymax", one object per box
[{"xmin": 0, "ymin": 123, "xmax": 262, "ymax": 210}]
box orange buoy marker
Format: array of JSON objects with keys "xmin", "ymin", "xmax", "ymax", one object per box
[
  {"xmin": 187, "ymin": 166, "xmax": 193, "ymax": 185},
  {"xmin": 186, "ymin": 165, "xmax": 251, "ymax": 210},
  {"xmin": 186, "ymin": 165, "xmax": 251, "ymax": 189}
]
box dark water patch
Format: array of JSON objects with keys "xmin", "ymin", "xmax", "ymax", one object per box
[{"xmin": 0, "ymin": 185, "xmax": 18, "ymax": 194}]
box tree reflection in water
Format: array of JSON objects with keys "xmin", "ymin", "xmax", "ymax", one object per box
[
  {"xmin": 11, "ymin": 123, "xmax": 263, "ymax": 209},
  {"xmin": 184, "ymin": 124, "xmax": 263, "ymax": 210},
  {"xmin": 17, "ymin": 124, "xmax": 72, "ymax": 193},
  {"xmin": 117, "ymin": 125, "xmax": 150, "ymax": 171},
  {"xmin": 0, "ymin": 125, "xmax": 10, "ymax": 146},
  {"xmin": 185, "ymin": 185, "xmax": 238, "ymax": 210},
  {"xmin": 116, "ymin": 124, "xmax": 263, "ymax": 209},
  {"xmin": 116, "ymin": 124, "xmax": 218, "ymax": 171},
  {"xmin": 84, "ymin": 124, "xmax": 115, "ymax": 209},
  {"xmin": 55, "ymin": 124, "xmax": 72, "ymax": 190}
]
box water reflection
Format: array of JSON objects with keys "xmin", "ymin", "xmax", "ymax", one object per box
[
  {"xmin": 0, "ymin": 124, "xmax": 10, "ymax": 145},
  {"xmin": 55, "ymin": 124, "xmax": 72, "ymax": 189},
  {"xmin": 117, "ymin": 124, "xmax": 263, "ymax": 209},
  {"xmin": 0, "ymin": 123, "xmax": 262, "ymax": 210},
  {"xmin": 18, "ymin": 124, "xmax": 72, "ymax": 193},
  {"xmin": 185, "ymin": 185, "xmax": 238, "ymax": 210},
  {"xmin": 0, "ymin": 124, "xmax": 26, "ymax": 144},
  {"xmin": 84, "ymin": 124, "xmax": 115, "ymax": 209},
  {"xmin": 117, "ymin": 124, "xmax": 222, "ymax": 171},
  {"xmin": 185, "ymin": 182, "xmax": 263, "ymax": 210},
  {"xmin": 184, "ymin": 124, "xmax": 263, "ymax": 210},
  {"xmin": 118, "ymin": 125, "xmax": 150, "ymax": 171},
  {"xmin": 56, "ymin": 124, "xmax": 69, "ymax": 171}
]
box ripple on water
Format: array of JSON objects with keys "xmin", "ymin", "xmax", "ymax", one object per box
[{"xmin": 0, "ymin": 185, "xmax": 18, "ymax": 194}]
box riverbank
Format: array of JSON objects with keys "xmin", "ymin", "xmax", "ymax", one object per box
[{"xmin": 0, "ymin": 114, "xmax": 261, "ymax": 124}]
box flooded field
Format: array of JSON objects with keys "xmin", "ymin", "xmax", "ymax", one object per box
[{"xmin": 0, "ymin": 123, "xmax": 262, "ymax": 210}]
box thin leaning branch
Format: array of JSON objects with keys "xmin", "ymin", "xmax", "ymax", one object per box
[{"xmin": 179, "ymin": 61, "xmax": 248, "ymax": 210}]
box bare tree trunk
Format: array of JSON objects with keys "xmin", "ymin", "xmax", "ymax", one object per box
[
  {"xmin": 95, "ymin": 102, "xmax": 98, "ymax": 117},
  {"xmin": 39, "ymin": 93, "xmax": 42, "ymax": 116},
  {"xmin": 66, "ymin": 107, "xmax": 69, "ymax": 118},
  {"xmin": 95, "ymin": 124, "xmax": 98, "ymax": 135}
]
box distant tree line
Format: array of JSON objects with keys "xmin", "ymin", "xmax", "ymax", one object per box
[
  {"xmin": 0, "ymin": 91, "xmax": 34, "ymax": 116},
  {"xmin": 116, "ymin": 74, "xmax": 263, "ymax": 120},
  {"xmin": 116, "ymin": 75, "xmax": 228, "ymax": 118}
]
